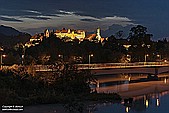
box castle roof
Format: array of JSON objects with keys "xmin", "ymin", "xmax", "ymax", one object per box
[
  {"xmin": 86, "ymin": 34, "xmax": 96, "ymax": 40},
  {"xmin": 55, "ymin": 28, "xmax": 85, "ymax": 34}
]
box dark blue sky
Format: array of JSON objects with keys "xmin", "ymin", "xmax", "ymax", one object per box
[{"xmin": 0, "ymin": 0, "xmax": 169, "ymax": 40}]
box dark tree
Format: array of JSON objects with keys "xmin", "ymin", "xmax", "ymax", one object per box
[{"xmin": 127, "ymin": 25, "xmax": 154, "ymax": 62}]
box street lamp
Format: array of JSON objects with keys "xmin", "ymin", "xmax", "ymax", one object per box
[
  {"xmin": 0, "ymin": 47, "xmax": 4, "ymax": 69},
  {"xmin": 144, "ymin": 54, "xmax": 149, "ymax": 64},
  {"xmin": 164, "ymin": 60, "xmax": 167, "ymax": 63},
  {"xmin": 126, "ymin": 54, "xmax": 131, "ymax": 62},
  {"xmin": 22, "ymin": 45, "xmax": 26, "ymax": 65},
  {"xmin": 157, "ymin": 54, "xmax": 161, "ymax": 61},
  {"xmin": 0, "ymin": 54, "xmax": 6, "ymax": 69},
  {"xmin": 58, "ymin": 54, "xmax": 64, "ymax": 61},
  {"xmin": 89, "ymin": 54, "xmax": 93, "ymax": 65}
]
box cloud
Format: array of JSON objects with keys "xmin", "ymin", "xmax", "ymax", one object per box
[
  {"xmin": 80, "ymin": 18, "xmax": 99, "ymax": 22},
  {"xmin": 0, "ymin": 8, "xmax": 43, "ymax": 17},
  {"xmin": 57, "ymin": 10, "xmax": 75, "ymax": 15},
  {"xmin": 22, "ymin": 10, "xmax": 59, "ymax": 19},
  {"xmin": 74, "ymin": 12, "xmax": 95, "ymax": 18},
  {"xmin": 56, "ymin": 10, "xmax": 133, "ymax": 25},
  {"xmin": 43, "ymin": 14, "xmax": 60, "ymax": 17},
  {"xmin": 23, "ymin": 10, "xmax": 42, "ymax": 14},
  {"xmin": 0, "ymin": 16, "xmax": 23, "ymax": 22},
  {"xmin": 102, "ymin": 16, "xmax": 132, "ymax": 22},
  {"xmin": 79, "ymin": 15, "xmax": 133, "ymax": 26},
  {"xmin": 22, "ymin": 16, "xmax": 51, "ymax": 20}
]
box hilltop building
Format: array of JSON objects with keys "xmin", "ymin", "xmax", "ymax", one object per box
[
  {"xmin": 53, "ymin": 28, "xmax": 86, "ymax": 41},
  {"xmin": 44, "ymin": 29, "xmax": 50, "ymax": 38},
  {"xmin": 25, "ymin": 33, "xmax": 44, "ymax": 47},
  {"xmin": 96, "ymin": 28, "xmax": 102, "ymax": 41},
  {"xmin": 85, "ymin": 28, "xmax": 103, "ymax": 42},
  {"xmin": 25, "ymin": 28, "xmax": 104, "ymax": 47}
]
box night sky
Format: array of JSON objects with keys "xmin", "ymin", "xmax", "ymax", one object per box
[{"xmin": 0, "ymin": 0, "xmax": 169, "ymax": 40}]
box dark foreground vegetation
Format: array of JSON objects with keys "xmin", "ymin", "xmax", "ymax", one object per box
[{"xmin": 0, "ymin": 63, "xmax": 121, "ymax": 113}]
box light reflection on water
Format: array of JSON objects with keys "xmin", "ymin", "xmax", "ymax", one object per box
[{"xmin": 90, "ymin": 73, "xmax": 169, "ymax": 113}]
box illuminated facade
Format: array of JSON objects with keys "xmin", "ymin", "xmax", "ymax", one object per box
[
  {"xmin": 44, "ymin": 29, "xmax": 50, "ymax": 38},
  {"xmin": 25, "ymin": 28, "xmax": 103, "ymax": 47},
  {"xmin": 54, "ymin": 28, "xmax": 85, "ymax": 41},
  {"xmin": 25, "ymin": 33, "xmax": 44, "ymax": 47},
  {"xmin": 96, "ymin": 28, "xmax": 102, "ymax": 41}
]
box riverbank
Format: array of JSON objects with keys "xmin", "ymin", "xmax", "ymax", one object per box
[
  {"xmin": 0, "ymin": 66, "xmax": 121, "ymax": 113},
  {"xmin": 0, "ymin": 92, "xmax": 121, "ymax": 113}
]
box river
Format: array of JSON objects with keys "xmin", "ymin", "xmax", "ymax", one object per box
[{"xmin": 90, "ymin": 73, "xmax": 169, "ymax": 113}]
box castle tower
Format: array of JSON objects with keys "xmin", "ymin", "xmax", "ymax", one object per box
[
  {"xmin": 96, "ymin": 28, "xmax": 101, "ymax": 41},
  {"xmin": 44, "ymin": 29, "xmax": 50, "ymax": 38},
  {"xmin": 81, "ymin": 31, "xmax": 86, "ymax": 39},
  {"xmin": 68, "ymin": 29, "xmax": 71, "ymax": 33}
]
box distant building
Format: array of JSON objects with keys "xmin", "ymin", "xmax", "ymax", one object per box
[
  {"xmin": 86, "ymin": 28, "xmax": 103, "ymax": 43},
  {"xmin": 25, "ymin": 28, "xmax": 103, "ymax": 47},
  {"xmin": 54, "ymin": 28, "xmax": 85, "ymax": 41},
  {"xmin": 25, "ymin": 33, "xmax": 44, "ymax": 47},
  {"xmin": 44, "ymin": 29, "xmax": 50, "ymax": 38},
  {"xmin": 96, "ymin": 28, "xmax": 102, "ymax": 41}
]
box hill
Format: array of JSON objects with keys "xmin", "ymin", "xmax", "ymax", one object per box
[
  {"xmin": 0, "ymin": 25, "xmax": 31, "ymax": 47},
  {"xmin": 0, "ymin": 25, "xmax": 21, "ymax": 36}
]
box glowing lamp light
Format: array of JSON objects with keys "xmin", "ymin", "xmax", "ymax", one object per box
[
  {"xmin": 2, "ymin": 55, "xmax": 6, "ymax": 57},
  {"xmin": 0, "ymin": 48, "xmax": 3, "ymax": 51},
  {"xmin": 164, "ymin": 78, "xmax": 167, "ymax": 84},
  {"xmin": 144, "ymin": 54, "xmax": 149, "ymax": 63},
  {"xmin": 90, "ymin": 54, "xmax": 94, "ymax": 57},
  {"xmin": 1, "ymin": 54, "xmax": 7, "ymax": 69},
  {"xmin": 145, "ymin": 100, "xmax": 149, "ymax": 108},
  {"xmin": 97, "ymin": 81, "xmax": 100, "ymax": 88},
  {"xmin": 125, "ymin": 107, "xmax": 130, "ymax": 113},
  {"xmin": 123, "ymin": 45, "xmax": 131, "ymax": 50},
  {"xmin": 156, "ymin": 98, "xmax": 160, "ymax": 107},
  {"xmin": 89, "ymin": 54, "xmax": 94, "ymax": 65},
  {"xmin": 157, "ymin": 54, "xmax": 160, "ymax": 57}
]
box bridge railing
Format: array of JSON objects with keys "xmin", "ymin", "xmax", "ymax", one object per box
[
  {"xmin": 1, "ymin": 62, "xmax": 168, "ymax": 71},
  {"xmin": 76, "ymin": 62, "xmax": 169, "ymax": 69}
]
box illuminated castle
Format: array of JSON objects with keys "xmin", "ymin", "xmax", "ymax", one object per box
[
  {"xmin": 54, "ymin": 28, "xmax": 85, "ymax": 41},
  {"xmin": 96, "ymin": 27, "xmax": 102, "ymax": 41},
  {"xmin": 25, "ymin": 28, "xmax": 103, "ymax": 47}
]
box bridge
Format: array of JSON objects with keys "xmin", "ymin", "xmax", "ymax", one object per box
[
  {"xmin": 76, "ymin": 62, "xmax": 169, "ymax": 89},
  {"xmin": 76, "ymin": 62, "xmax": 169, "ymax": 75},
  {"xmin": 31, "ymin": 62, "xmax": 169, "ymax": 76},
  {"xmin": 2, "ymin": 62, "xmax": 167, "ymax": 76}
]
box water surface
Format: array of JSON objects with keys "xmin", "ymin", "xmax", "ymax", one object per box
[{"xmin": 91, "ymin": 73, "xmax": 169, "ymax": 113}]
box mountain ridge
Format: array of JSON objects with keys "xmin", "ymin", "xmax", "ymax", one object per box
[
  {"xmin": 0, "ymin": 25, "xmax": 22, "ymax": 36},
  {"xmin": 0, "ymin": 25, "xmax": 31, "ymax": 47}
]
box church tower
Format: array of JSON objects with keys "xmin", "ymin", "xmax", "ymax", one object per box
[
  {"xmin": 96, "ymin": 28, "xmax": 101, "ymax": 41},
  {"xmin": 44, "ymin": 29, "xmax": 50, "ymax": 38}
]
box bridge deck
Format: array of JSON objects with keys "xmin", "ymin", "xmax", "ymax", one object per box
[
  {"xmin": 76, "ymin": 62, "xmax": 169, "ymax": 70},
  {"xmin": 1, "ymin": 62, "xmax": 168, "ymax": 75}
]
